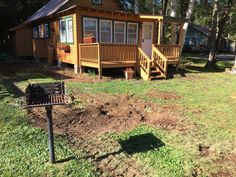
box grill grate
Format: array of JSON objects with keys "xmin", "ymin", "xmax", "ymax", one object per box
[{"xmin": 26, "ymin": 82, "xmax": 67, "ymax": 108}]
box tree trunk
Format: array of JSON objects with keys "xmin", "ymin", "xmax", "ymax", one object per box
[
  {"xmin": 161, "ymin": 0, "xmax": 169, "ymax": 16},
  {"xmin": 179, "ymin": 0, "xmax": 195, "ymax": 53},
  {"xmin": 205, "ymin": 0, "xmax": 219, "ymax": 68},
  {"xmin": 134, "ymin": 0, "xmax": 140, "ymax": 14},
  {"xmin": 152, "ymin": 0, "xmax": 156, "ymax": 14},
  {"xmin": 170, "ymin": 0, "xmax": 177, "ymax": 44},
  {"xmin": 234, "ymin": 54, "xmax": 236, "ymax": 67},
  {"xmin": 205, "ymin": 0, "xmax": 234, "ymax": 68}
]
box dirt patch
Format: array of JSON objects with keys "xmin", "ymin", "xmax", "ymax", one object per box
[
  {"xmin": 41, "ymin": 67, "xmax": 111, "ymax": 83},
  {"xmin": 198, "ymin": 144, "xmax": 211, "ymax": 157},
  {"xmin": 210, "ymin": 153, "xmax": 236, "ymax": 177},
  {"xmin": 148, "ymin": 90, "xmax": 181, "ymax": 100},
  {"xmin": 211, "ymin": 171, "xmax": 233, "ymax": 177},
  {"xmin": 28, "ymin": 94, "xmax": 153, "ymax": 137},
  {"xmin": 0, "ymin": 60, "xmax": 111, "ymax": 83},
  {"xmin": 28, "ymin": 93, "xmax": 193, "ymax": 138}
]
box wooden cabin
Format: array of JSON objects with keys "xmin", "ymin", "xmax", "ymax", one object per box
[{"xmin": 11, "ymin": 0, "xmax": 186, "ymax": 81}]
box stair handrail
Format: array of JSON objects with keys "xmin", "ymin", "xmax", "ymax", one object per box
[
  {"xmin": 138, "ymin": 47, "xmax": 151, "ymax": 79},
  {"xmin": 152, "ymin": 45, "xmax": 168, "ymax": 78}
]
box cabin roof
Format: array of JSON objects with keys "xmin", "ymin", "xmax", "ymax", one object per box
[
  {"xmin": 26, "ymin": 0, "xmax": 70, "ymax": 23},
  {"xmin": 10, "ymin": 0, "xmax": 186, "ymax": 31},
  {"xmin": 190, "ymin": 24, "xmax": 211, "ymax": 37}
]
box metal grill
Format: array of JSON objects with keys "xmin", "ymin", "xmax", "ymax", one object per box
[
  {"xmin": 25, "ymin": 82, "xmax": 67, "ymax": 164},
  {"xmin": 26, "ymin": 82, "xmax": 66, "ymax": 108}
]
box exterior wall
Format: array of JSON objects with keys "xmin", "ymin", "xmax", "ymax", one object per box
[
  {"xmin": 77, "ymin": 9, "xmax": 141, "ymax": 44},
  {"xmin": 15, "ymin": 26, "xmax": 33, "ymax": 57},
  {"xmin": 57, "ymin": 13, "xmax": 78, "ymax": 65},
  {"xmin": 65, "ymin": 0, "xmax": 121, "ymax": 12},
  {"xmin": 32, "ymin": 39, "xmax": 48, "ymax": 59}
]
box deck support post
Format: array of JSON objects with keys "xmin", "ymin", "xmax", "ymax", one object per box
[
  {"xmin": 98, "ymin": 44, "xmax": 102, "ymax": 79},
  {"xmin": 98, "ymin": 68, "xmax": 102, "ymax": 79},
  {"xmin": 74, "ymin": 64, "xmax": 79, "ymax": 74},
  {"xmin": 57, "ymin": 60, "xmax": 62, "ymax": 68}
]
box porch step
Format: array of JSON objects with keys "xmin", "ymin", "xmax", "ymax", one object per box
[
  {"xmin": 149, "ymin": 74, "xmax": 165, "ymax": 80},
  {"xmin": 150, "ymin": 69, "xmax": 161, "ymax": 74}
]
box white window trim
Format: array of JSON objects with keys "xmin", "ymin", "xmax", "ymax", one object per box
[
  {"xmin": 99, "ymin": 19, "xmax": 112, "ymax": 43},
  {"xmin": 66, "ymin": 18, "xmax": 73, "ymax": 43},
  {"xmin": 60, "ymin": 17, "xmax": 74, "ymax": 43},
  {"xmin": 114, "ymin": 21, "xmax": 126, "ymax": 44},
  {"xmin": 59, "ymin": 19, "xmax": 66, "ymax": 43},
  {"xmin": 83, "ymin": 17, "xmax": 98, "ymax": 42},
  {"xmin": 127, "ymin": 22, "xmax": 139, "ymax": 44},
  {"xmin": 59, "ymin": 17, "xmax": 74, "ymax": 43}
]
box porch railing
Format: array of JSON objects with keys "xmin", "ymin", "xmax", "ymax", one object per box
[
  {"xmin": 138, "ymin": 47, "xmax": 151, "ymax": 78},
  {"xmin": 152, "ymin": 45, "xmax": 168, "ymax": 78},
  {"xmin": 154, "ymin": 44, "xmax": 180, "ymax": 61},
  {"xmin": 100, "ymin": 43, "xmax": 138, "ymax": 62},
  {"xmin": 79, "ymin": 43, "xmax": 99, "ymax": 63},
  {"xmin": 79, "ymin": 43, "xmax": 138, "ymax": 63}
]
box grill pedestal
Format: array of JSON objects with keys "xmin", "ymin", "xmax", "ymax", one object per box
[
  {"xmin": 46, "ymin": 106, "xmax": 55, "ymax": 164},
  {"xmin": 26, "ymin": 82, "xmax": 66, "ymax": 164}
]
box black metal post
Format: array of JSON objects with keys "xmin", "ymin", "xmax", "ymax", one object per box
[{"xmin": 46, "ymin": 106, "xmax": 55, "ymax": 164}]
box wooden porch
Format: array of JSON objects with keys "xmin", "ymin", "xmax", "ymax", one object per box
[{"xmin": 78, "ymin": 43, "xmax": 180, "ymax": 81}]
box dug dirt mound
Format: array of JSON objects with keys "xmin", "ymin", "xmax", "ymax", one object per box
[
  {"xmin": 28, "ymin": 94, "xmax": 153, "ymax": 138},
  {"xmin": 28, "ymin": 93, "xmax": 193, "ymax": 138}
]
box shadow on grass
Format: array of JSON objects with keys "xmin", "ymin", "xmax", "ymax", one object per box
[
  {"xmin": 180, "ymin": 57, "xmax": 234, "ymax": 74},
  {"xmin": 1, "ymin": 80, "xmax": 25, "ymax": 98},
  {"xmin": 94, "ymin": 133, "xmax": 165, "ymax": 161},
  {"xmin": 118, "ymin": 133, "xmax": 165, "ymax": 155}
]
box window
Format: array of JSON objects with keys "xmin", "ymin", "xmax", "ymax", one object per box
[
  {"xmin": 37, "ymin": 23, "xmax": 50, "ymax": 38},
  {"xmin": 66, "ymin": 18, "xmax": 73, "ymax": 43},
  {"xmin": 44, "ymin": 24, "xmax": 49, "ymax": 38},
  {"xmin": 185, "ymin": 37, "xmax": 190, "ymax": 45},
  {"xmin": 114, "ymin": 21, "xmax": 126, "ymax": 44},
  {"xmin": 38, "ymin": 24, "xmax": 44, "ymax": 38},
  {"xmin": 92, "ymin": 0, "xmax": 102, "ymax": 4},
  {"xmin": 127, "ymin": 23, "xmax": 138, "ymax": 44},
  {"xmin": 33, "ymin": 26, "xmax": 39, "ymax": 38},
  {"xmin": 100, "ymin": 20, "xmax": 112, "ymax": 43},
  {"xmin": 83, "ymin": 18, "xmax": 98, "ymax": 42},
  {"xmin": 60, "ymin": 17, "xmax": 74, "ymax": 43}
]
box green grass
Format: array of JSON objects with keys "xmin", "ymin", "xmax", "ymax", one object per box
[
  {"xmin": 1, "ymin": 56, "xmax": 236, "ymax": 176},
  {"xmin": 0, "ymin": 76, "xmax": 97, "ymax": 177},
  {"xmin": 67, "ymin": 58, "xmax": 236, "ymax": 176}
]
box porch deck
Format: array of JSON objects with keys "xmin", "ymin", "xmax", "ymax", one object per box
[{"xmin": 78, "ymin": 43, "xmax": 180, "ymax": 80}]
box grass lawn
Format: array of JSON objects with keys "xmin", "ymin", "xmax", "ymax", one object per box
[{"xmin": 0, "ymin": 55, "xmax": 236, "ymax": 176}]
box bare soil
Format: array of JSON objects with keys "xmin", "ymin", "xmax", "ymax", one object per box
[
  {"xmin": 27, "ymin": 92, "xmax": 193, "ymax": 177},
  {"xmin": 148, "ymin": 90, "xmax": 181, "ymax": 100},
  {"xmin": 28, "ymin": 93, "xmax": 192, "ymax": 139}
]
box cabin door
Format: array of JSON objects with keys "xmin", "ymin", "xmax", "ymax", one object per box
[{"xmin": 142, "ymin": 22, "xmax": 154, "ymax": 57}]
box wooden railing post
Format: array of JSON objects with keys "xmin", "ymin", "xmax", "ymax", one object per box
[
  {"xmin": 78, "ymin": 44, "xmax": 82, "ymax": 74},
  {"xmin": 98, "ymin": 44, "xmax": 102, "ymax": 79}
]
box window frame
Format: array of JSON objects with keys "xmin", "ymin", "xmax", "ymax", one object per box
[
  {"xmin": 99, "ymin": 19, "xmax": 113, "ymax": 43},
  {"xmin": 83, "ymin": 17, "xmax": 98, "ymax": 42},
  {"xmin": 114, "ymin": 21, "xmax": 126, "ymax": 44},
  {"xmin": 33, "ymin": 26, "xmax": 39, "ymax": 39},
  {"xmin": 59, "ymin": 16, "xmax": 74, "ymax": 44},
  {"xmin": 127, "ymin": 22, "xmax": 139, "ymax": 44},
  {"xmin": 92, "ymin": 0, "xmax": 102, "ymax": 5}
]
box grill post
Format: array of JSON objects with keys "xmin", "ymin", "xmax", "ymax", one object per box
[{"xmin": 46, "ymin": 106, "xmax": 55, "ymax": 164}]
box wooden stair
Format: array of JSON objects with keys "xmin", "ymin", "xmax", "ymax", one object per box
[
  {"xmin": 149, "ymin": 65, "xmax": 165, "ymax": 80},
  {"xmin": 137, "ymin": 46, "xmax": 168, "ymax": 81}
]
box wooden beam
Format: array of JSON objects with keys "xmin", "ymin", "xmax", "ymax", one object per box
[
  {"xmin": 140, "ymin": 14, "xmax": 163, "ymax": 21},
  {"xmin": 158, "ymin": 20, "xmax": 163, "ymax": 45}
]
